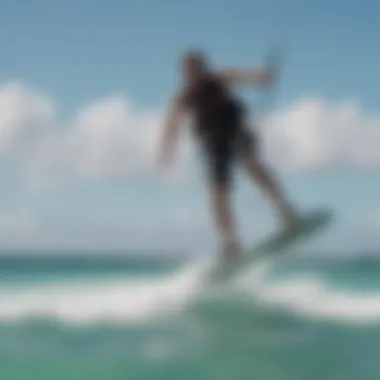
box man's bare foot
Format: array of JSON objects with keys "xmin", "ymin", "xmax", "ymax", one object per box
[{"xmin": 280, "ymin": 202, "xmax": 299, "ymax": 229}]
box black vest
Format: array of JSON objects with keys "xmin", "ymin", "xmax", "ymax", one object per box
[{"xmin": 185, "ymin": 74, "xmax": 241, "ymax": 137}]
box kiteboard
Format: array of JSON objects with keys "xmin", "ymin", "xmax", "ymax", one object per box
[{"xmin": 208, "ymin": 207, "xmax": 333, "ymax": 283}]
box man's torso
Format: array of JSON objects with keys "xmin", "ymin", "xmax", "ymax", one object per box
[{"xmin": 182, "ymin": 73, "xmax": 243, "ymax": 138}]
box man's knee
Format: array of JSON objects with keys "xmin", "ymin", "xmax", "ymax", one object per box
[
  {"xmin": 211, "ymin": 181, "xmax": 230, "ymax": 200},
  {"xmin": 237, "ymin": 128, "xmax": 257, "ymax": 157},
  {"xmin": 210, "ymin": 159, "xmax": 232, "ymax": 191},
  {"xmin": 242, "ymin": 154, "xmax": 261, "ymax": 171}
]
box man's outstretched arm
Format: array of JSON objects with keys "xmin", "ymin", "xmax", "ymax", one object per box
[
  {"xmin": 217, "ymin": 67, "xmax": 274, "ymax": 88},
  {"xmin": 157, "ymin": 92, "xmax": 187, "ymax": 169}
]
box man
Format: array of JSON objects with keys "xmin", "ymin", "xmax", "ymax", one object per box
[{"xmin": 158, "ymin": 50, "xmax": 297, "ymax": 259}]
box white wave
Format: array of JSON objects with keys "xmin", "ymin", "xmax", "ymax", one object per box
[
  {"xmin": 236, "ymin": 259, "xmax": 380, "ymax": 324},
  {"xmin": 0, "ymin": 256, "xmax": 213, "ymax": 325},
  {"xmin": 2, "ymin": 254, "xmax": 380, "ymax": 326}
]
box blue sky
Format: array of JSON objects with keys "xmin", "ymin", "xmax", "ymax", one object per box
[
  {"xmin": 1, "ymin": 0, "xmax": 379, "ymax": 110},
  {"xmin": 0, "ymin": 0, "xmax": 379, "ymax": 254}
]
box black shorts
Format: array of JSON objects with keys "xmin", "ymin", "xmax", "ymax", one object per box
[{"xmin": 201, "ymin": 127, "xmax": 257, "ymax": 187}]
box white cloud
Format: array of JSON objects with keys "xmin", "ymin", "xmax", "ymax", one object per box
[
  {"xmin": 0, "ymin": 82, "xmax": 194, "ymax": 188},
  {"xmin": 262, "ymin": 97, "xmax": 380, "ymax": 171},
  {"xmin": 1, "ymin": 82, "xmax": 380, "ymax": 189}
]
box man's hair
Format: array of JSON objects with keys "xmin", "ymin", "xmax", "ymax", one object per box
[{"xmin": 182, "ymin": 49, "xmax": 210, "ymax": 70}]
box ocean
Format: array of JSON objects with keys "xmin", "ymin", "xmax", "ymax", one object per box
[{"xmin": 0, "ymin": 252, "xmax": 379, "ymax": 380}]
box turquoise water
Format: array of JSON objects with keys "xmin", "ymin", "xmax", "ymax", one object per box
[{"xmin": 0, "ymin": 253, "xmax": 379, "ymax": 379}]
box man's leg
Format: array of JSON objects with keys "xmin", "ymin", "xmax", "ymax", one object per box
[
  {"xmin": 205, "ymin": 136, "xmax": 240, "ymax": 260},
  {"xmin": 237, "ymin": 129, "xmax": 297, "ymax": 226},
  {"xmin": 209, "ymin": 182, "xmax": 239, "ymax": 259},
  {"xmin": 242, "ymin": 154, "xmax": 297, "ymax": 225}
]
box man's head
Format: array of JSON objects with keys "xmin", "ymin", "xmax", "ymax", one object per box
[{"xmin": 181, "ymin": 49, "xmax": 209, "ymax": 82}]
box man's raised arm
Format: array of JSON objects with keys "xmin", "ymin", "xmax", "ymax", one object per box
[{"xmin": 218, "ymin": 67, "xmax": 274, "ymax": 88}]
